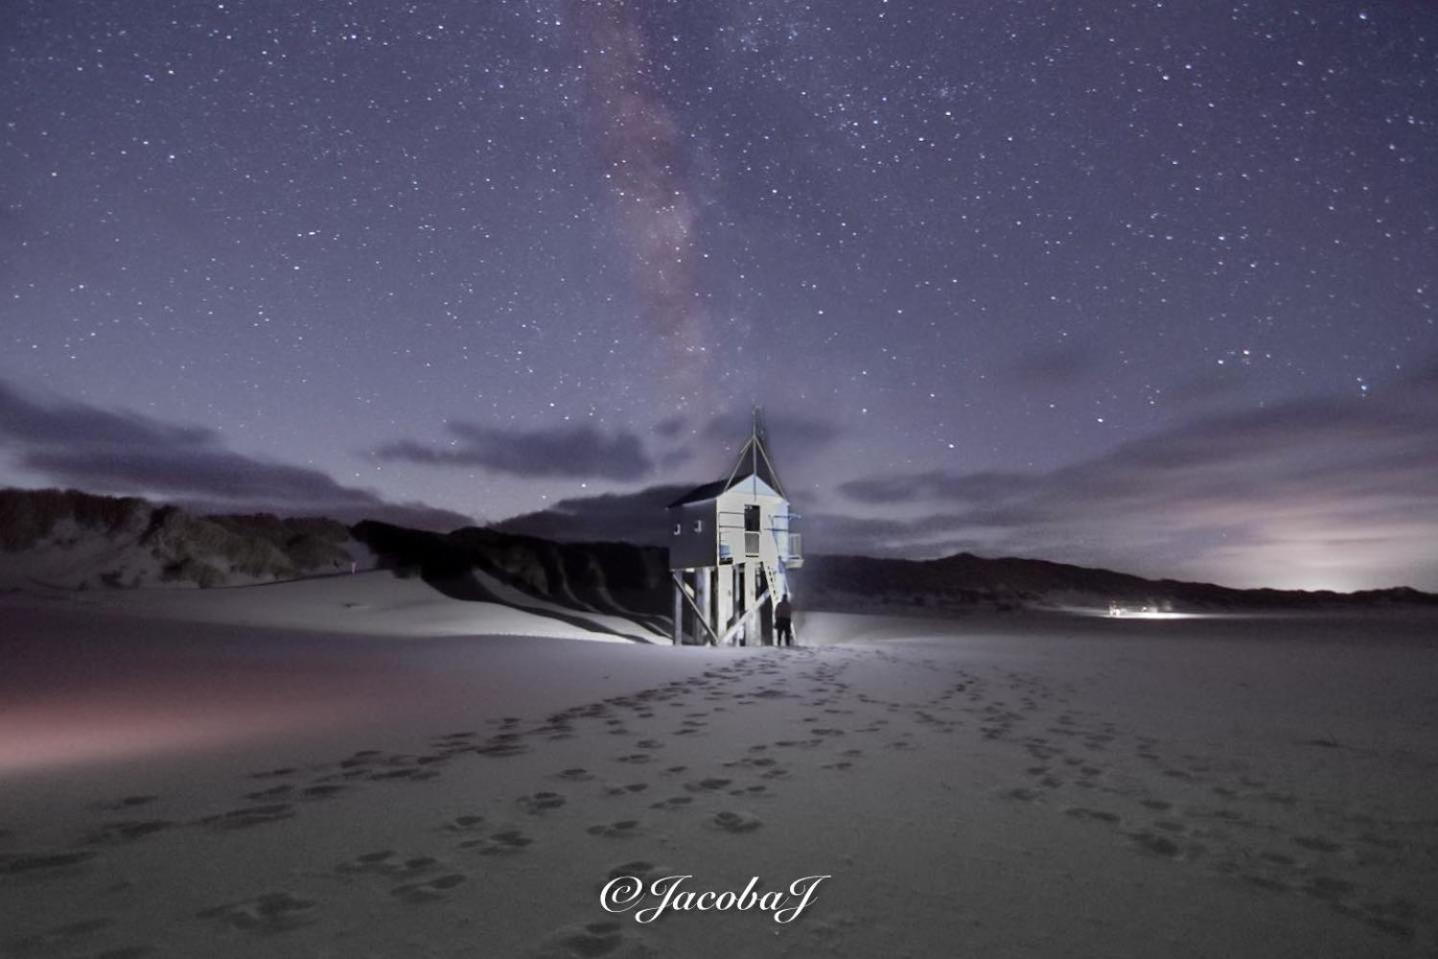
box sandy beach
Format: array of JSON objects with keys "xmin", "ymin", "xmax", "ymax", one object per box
[{"xmin": 2, "ymin": 580, "xmax": 1436, "ymax": 958}]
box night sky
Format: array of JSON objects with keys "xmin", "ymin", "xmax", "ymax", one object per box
[{"xmin": 2, "ymin": 0, "xmax": 1436, "ymax": 591}]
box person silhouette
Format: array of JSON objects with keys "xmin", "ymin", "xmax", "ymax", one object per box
[{"xmin": 775, "ymin": 593, "xmax": 794, "ymax": 647}]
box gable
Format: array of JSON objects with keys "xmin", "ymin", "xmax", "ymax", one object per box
[{"xmin": 717, "ymin": 475, "xmax": 783, "ymax": 502}]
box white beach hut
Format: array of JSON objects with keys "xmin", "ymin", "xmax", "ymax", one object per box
[{"xmin": 667, "ymin": 412, "xmax": 803, "ymax": 645}]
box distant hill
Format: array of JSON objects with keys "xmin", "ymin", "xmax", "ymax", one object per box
[
  {"xmin": 0, "ymin": 488, "xmax": 673, "ymax": 640},
  {"xmin": 0, "ymin": 488, "xmax": 355, "ymax": 589},
  {"xmin": 2, "ymin": 488, "xmax": 1432, "ymax": 617},
  {"xmin": 795, "ymin": 552, "xmax": 1438, "ymax": 613},
  {"xmin": 494, "ymin": 485, "xmax": 1437, "ymax": 612}
]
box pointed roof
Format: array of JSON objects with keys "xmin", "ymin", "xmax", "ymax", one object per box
[{"xmin": 667, "ymin": 409, "xmax": 789, "ymax": 508}]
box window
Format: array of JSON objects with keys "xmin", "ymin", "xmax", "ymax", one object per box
[
  {"xmin": 693, "ymin": 519, "xmax": 704, "ymax": 533},
  {"xmin": 673, "ymin": 523, "xmax": 682, "ymax": 536}
]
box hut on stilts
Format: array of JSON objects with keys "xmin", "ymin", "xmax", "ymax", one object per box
[{"xmin": 667, "ymin": 411, "xmax": 803, "ymax": 646}]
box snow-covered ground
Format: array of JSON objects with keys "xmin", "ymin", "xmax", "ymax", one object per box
[{"xmin": 1, "ymin": 581, "xmax": 1435, "ymax": 957}]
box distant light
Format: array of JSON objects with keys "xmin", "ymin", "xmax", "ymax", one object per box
[
  {"xmin": 1106, "ymin": 608, "xmax": 1194, "ymax": 620},
  {"xmin": 1051, "ymin": 603, "xmax": 1205, "ymax": 620}
]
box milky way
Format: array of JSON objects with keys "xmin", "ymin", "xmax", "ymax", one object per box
[
  {"xmin": 577, "ymin": 0, "xmax": 710, "ymax": 402},
  {"xmin": 1, "ymin": 0, "xmax": 1435, "ymax": 588}
]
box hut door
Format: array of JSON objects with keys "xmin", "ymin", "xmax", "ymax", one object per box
[{"xmin": 744, "ymin": 505, "xmax": 761, "ymax": 555}]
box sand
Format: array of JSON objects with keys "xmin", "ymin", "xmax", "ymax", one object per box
[{"xmin": 1, "ymin": 580, "xmax": 1436, "ymax": 958}]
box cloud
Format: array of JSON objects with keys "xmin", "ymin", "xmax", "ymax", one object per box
[
  {"xmin": 836, "ymin": 380, "xmax": 1438, "ymax": 590},
  {"xmin": 0, "ymin": 379, "xmax": 469, "ymax": 530},
  {"xmin": 488, "ymin": 407, "xmax": 846, "ymax": 542},
  {"xmin": 375, "ymin": 421, "xmax": 654, "ymax": 480},
  {"xmin": 493, "ymin": 484, "xmax": 693, "ymax": 545},
  {"xmin": 475, "ymin": 371, "xmax": 1438, "ymax": 589},
  {"xmin": 839, "ymin": 470, "xmax": 1038, "ymax": 505},
  {"xmin": 653, "ymin": 415, "xmax": 687, "ymax": 440}
]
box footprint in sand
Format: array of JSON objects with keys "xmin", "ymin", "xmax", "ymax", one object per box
[
  {"xmin": 336, "ymin": 851, "xmax": 442, "ymax": 879},
  {"xmin": 98, "ymin": 796, "xmax": 158, "ymax": 812},
  {"xmin": 440, "ymin": 815, "xmax": 487, "ymax": 834},
  {"xmin": 1064, "ymin": 807, "xmax": 1121, "ymax": 824},
  {"xmin": 337, "ymin": 850, "xmax": 400, "ymax": 871},
  {"xmin": 712, "ymin": 811, "xmax": 762, "ymax": 834},
  {"xmin": 338, "ymin": 749, "xmax": 386, "ymax": 768},
  {"xmin": 300, "ymin": 784, "xmax": 347, "ymax": 801},
  {"xmin": 602, "ymin": 783, "xmax": 650, "ymax": 797},
  {"xmin": 460, "ymin": 830, "xmax": 533, "ymax": 855},
  {"xmin": 369, "ymin": 767, "xmax": 439, "ymax": 783},
  {"xmin": 196, "ymin": 892, "xmax": 318, "ymax": 933},
  {"xmin": 82, "ymin": 820, "xmax": 176, "ymax": 845},
  {"xmin": 616, "ymin": 753, "xmax": 653, "ymax": 765},
  {"xmin": 586, "ymin": 820, "xmax": 641, "ymax": 839},
  {"xmin": 729, "ymin": 785, "xmax": 769, "ymax": 797},
  {"xmin": 0, "ymin": 850, "xmax": 97, "ymax": 877},
  {"xmin": 683, "ymin": 778, "xmax": 732, "ymax": 793},
  {"xmin": 195, "ymin": 804, "xmax": 295, "ymax": 831},
  {"xmin": 528, "ymin": 919, "xmax": 653, "ymax": 959},
  {"xmin": 391, "ymin": 873, "xmax": 467, "ymax": 904},
  {"xmin": 558, "ymin": 768, "xmax": 596, "ymax": 782},
  {"xmin": 474, "ymin": 738, "xmax": 530, "ymax": 758},
  {"xmin": 1127, "ymin": 830, "xmax": 1206, "ymax": 860},
  {"xmin": 518, "ymin": 792, "xmax": 567, "ymax": 814},
  {"xmin": 246, "ymin": 785, "xmax": 293, "ymax": 801},
  {"xmin": 649, "ymin": 796, "xmax": 693, "ymax": 811},
  {"xmin": 606, "ymin": 859, "xmax": 673, "ymax": 883}
]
